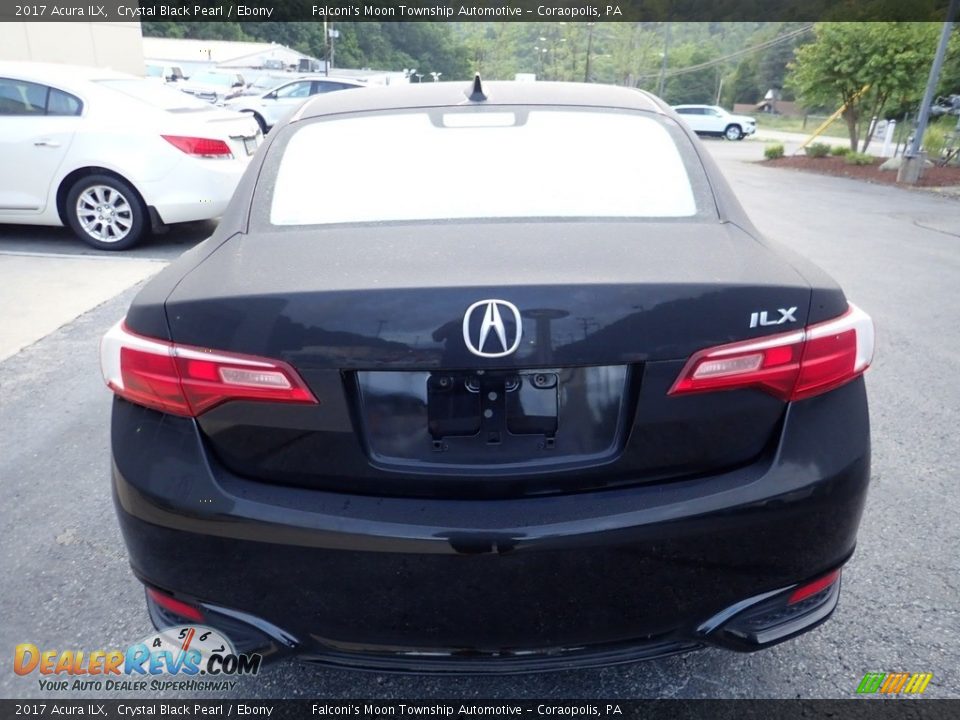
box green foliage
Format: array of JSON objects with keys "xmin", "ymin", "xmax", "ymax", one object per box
[
  {"xmin": 764, "ymin": 143, "xmax": 785, "ymax": 160},
  {"xmin": 727, "ymin": 58, "xmax": 760, "ymax": 105},
  {"xmin": 804, "ymin": 142, "xmax": 832, "ymax": 158},
  {"xmin": 787, "ymin": 22, "xmax": 939, "ymax": 151},
  {"xmin": 922, "ymin": 120, "xmax": 953, "ymax": 159},
  {"xmin": 830, "ymin": 145, "xmax": 851, "ymax": 156},
  {"xmin": 844, "ymin": 152, "xmax": 875, "ymax": 165}
]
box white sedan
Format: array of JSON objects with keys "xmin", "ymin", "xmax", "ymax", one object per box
[
  {"xmin": 224, "ymin": 75, "xmax": 365, "ymax": 133},
  {"xmin": 0, "ymin": 62, "xmax": 261, "ymax": 250},
  {"xmin": 672, "ymin": 104, "xmax": 757, "ymax": 141}
]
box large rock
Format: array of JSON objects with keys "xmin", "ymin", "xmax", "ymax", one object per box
[{"xmin": 881, "ymin": 156, "xmax": 934, "ymax": 172}]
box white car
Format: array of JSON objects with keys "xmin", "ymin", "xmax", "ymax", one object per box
[
  {"xmin": 178, "ymin": 70, "xmax": 246, "ymax": 104},
  {"xmin": 0, "ymin": 62, "xmax": 261, "ymax": 250},
  {"xmin": 672, "ymin": 104, "xmax": 757, "ymax": 141},
  {"xmin": 145, "ymin": 64, "xmax": 185, "ymax": 84},
  {"xmin": 224, "ymin": 75, "xmax": 365, "ymax": 132}
]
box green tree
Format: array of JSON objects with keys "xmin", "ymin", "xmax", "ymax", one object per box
[
  {"xmin": 663, "ymin": 44, "xmax": 721, "ymax": 104},
  {"xmin": 788, "ymin": 22, "xmax": 939, "ymax": 152},
  {"xmin": 727, "ymin": 57, "xmax": 760, "ymax": 104}
]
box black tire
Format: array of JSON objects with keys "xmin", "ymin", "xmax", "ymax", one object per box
[
  {"xmin": 65, "ymin": 174, "xmax": 147, "ymax": 251},
  {"xmin": 246, "ymin": 111, "xmax": 268, "ymax": 134},
  {"xmin": 724, "ymin": 124, "xmax": 744, "ymax": 141}
]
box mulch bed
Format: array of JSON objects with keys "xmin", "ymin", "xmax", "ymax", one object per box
[{"xmin": 763, "ymin": 155, "xmax": 960, "ymax": 188}]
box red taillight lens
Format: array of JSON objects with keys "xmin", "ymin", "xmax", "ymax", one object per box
[
  {"xmin": 670, "ymin": 304, "xmax": 874, "ymax": 402},
  {"xmin": 100, "ymin": 321, "xmax": 317, "ymax": 417},
  {"xmin": 788, "ymin": 569, "xmax": 841, "ymax": 605},
  {"xmin": 161, "ymin": 134, "xmax": 233, "ymax": 158},
  {"xmin": 146, "ymin": 587, "xmax": 205, "ymax": 622}
]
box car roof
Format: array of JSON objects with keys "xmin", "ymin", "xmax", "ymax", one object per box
[
  {"xmin": 0, "ymin": 61, "xmax": 133, "ymax": 83},
  {"xmin": 276, "ymin": 74, "xmax": 365, "ymax": 85},
  {"xmin": 295, "ymin": 80, "xmax": 664, "ymax": 121}
]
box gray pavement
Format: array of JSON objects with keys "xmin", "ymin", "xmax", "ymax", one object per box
[{"xmin": 1, "ymin": 141, "xmax": 958, "ymax": 699}]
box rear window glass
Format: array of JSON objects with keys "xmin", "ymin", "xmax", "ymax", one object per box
[{"xmin": 269, "ymin": 108, "xmax": 704, "ymax": 226}]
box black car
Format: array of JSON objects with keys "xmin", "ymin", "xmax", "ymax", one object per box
[{"xmin": 101, "ymin": 79, "xmax": 874, "ymax": 672}]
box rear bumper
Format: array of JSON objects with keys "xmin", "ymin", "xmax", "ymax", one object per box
[
  {"xmin": 112, "ymin": 379, "xmax": 870, "ymax": 672},
  {"xmin": 140, "ymin": 156, "xmax": 247, "ymax": 225}
]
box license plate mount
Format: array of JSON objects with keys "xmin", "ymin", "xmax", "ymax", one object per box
[{"xmin": 427, "ymin": 371, "xmax": 558, "ymax": 441}]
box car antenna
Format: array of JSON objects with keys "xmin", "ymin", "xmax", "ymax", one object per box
[{"xmin": 466, "ymin": 73, "xmax": 487, "ymax": 102}]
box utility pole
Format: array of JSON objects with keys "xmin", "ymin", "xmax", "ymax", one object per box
[
  {"xmin": 899, "ymin": 0, "xmax": 959, "ymax": 184},
  {"xmin": 329, "ymin": 22, "xmax": 336, "ymax": 74},
  {"xmin": 584, "ymin": 23, "xmax": 595, "ymax": 83},
  {"xmin": 657, "ymin": 21, "xmax": 671, "ymax": 98}
]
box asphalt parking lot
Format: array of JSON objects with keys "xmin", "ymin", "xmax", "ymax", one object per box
[{"xmin": 1, "ymin": 137, "xmax": 958, "ymax": 699}]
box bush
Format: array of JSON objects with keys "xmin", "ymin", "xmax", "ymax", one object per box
[
  {"xmin": 830, "ymin": 145, "xmax": 851, "ymax": 156},
  {"xmin": 923, "ymin": 120, "xmax": 951, "ymax": 160},
  {"xmin": 844, "ymin": 152, "xmax": 874, "ymax": 166},
  {"xmin": 804, "ymin": 142, "xmax": 831, "ymax": 158},
  {"xmin": 764, "ymin": 143, "xmax": 785, "ymax": 160}
]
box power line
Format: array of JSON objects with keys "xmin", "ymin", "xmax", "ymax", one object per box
[{"xmin": 636, "ymin": 24, "xmax": 814, "ymax": 82}]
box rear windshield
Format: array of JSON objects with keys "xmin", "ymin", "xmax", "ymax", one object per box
[
  {"xmin": 96, "ymin": 80, "xmax": 213, "ymax": 112},
  {"xmin": 267, "ymin": 108, "xmax": 711, "ymax": 226}
]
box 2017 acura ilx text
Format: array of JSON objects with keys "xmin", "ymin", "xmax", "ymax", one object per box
[{"xmin": 102, "ymin": 79, "xmax": 874, "ymax": 672}]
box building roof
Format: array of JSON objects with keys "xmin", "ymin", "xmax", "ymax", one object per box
[{"xmin": 142, "ymin": 37, "xmax": 312, "ymax": 66}]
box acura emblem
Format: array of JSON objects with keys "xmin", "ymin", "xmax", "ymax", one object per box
[{"xmin": 462, "ymin": 300, "xmax": 523, "ymax": 358}]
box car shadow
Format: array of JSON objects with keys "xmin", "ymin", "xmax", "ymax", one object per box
[{"xmin": 0, "ymin": 220, "xmax": 218, "ymax": 260}]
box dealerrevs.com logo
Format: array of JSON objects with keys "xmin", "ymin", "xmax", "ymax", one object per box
[{"xmin": 14, "ymin": 626, "xmax": 261, "ymax": 692}]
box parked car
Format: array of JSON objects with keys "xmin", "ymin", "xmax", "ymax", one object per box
[
  {"xmin": 0, "ymin": 62, "xmax": 260, "ymax": 250},
  {"xmin": 223, "ymin": 75, "xmax": 366, "ymax": 132},
  {"xmin": 672, "ymin": 104, "xmax": 757, "ymax": 140},
  {"xmin": 144, "ymin": 64, "xmax": 185, "ymax": 84},
  {"xmin": 178, "ymin": 70, "xmax": 246, "ymax": 103},
  {"xmin": 103, "ymin": 79, "xmax": 874, "ymax": 671},
  {"xmin": 234, "ymin": 72, "xmax": 294, "ymax": 98}
]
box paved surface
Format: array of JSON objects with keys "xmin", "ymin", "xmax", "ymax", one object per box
[
  {"xmin": 1, "ymin": 140, "xmax": 958, "ymax": 699},
  {"xmin": 0, "ymin": 254, "xmax": 164, "ymax": 361}
]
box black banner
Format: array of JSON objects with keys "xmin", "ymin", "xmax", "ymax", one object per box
[
  {"xmin": 0, "ymin": 0, "xmax": 953, "ymax": 22},
  {"xmin": 0, "ymin": 700, "xmax": 958, "ymax": 719}
]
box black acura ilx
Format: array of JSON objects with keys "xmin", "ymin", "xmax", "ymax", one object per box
[{"xmin": 102, "ymin": 79, "xmax": 874, "ymax": 672}]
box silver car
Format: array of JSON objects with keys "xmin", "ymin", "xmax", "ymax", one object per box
[{"xmin": 223, "ymin": 75, "xmax": 366, "ymax": 133}]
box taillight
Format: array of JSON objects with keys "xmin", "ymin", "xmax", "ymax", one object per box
[
  {"xmin": 161, "ymin": 134, "xmax": 233, "ymax": 159},
  {"xmin": 146, "ymin": 587, "xmax": 205, "ymax": 622},
  {"xmin": 100, "ymin": 320, "xmax": 317, "ymax": 417},
  {"xmin": 788, "ymin": 569, "xmax": 841, "ymax": 605},
  {"xmin": 670, "ymin": 303, "xmax": 874, "ymax": 402}
]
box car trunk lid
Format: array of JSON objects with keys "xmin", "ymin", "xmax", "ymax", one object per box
[{"xmin": 161, "ymin": 220, "xmax": 811, "ymax": 496}]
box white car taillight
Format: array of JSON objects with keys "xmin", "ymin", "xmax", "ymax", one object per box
[
  {"xmin": 100, "ymin": 320, "xmax": 317, "ymax": 417},
  {"xmin": 161, "ymin": 134, "xmax": 234, "ymax": 159},
  {"xmin": 670, "ymin": 303, "xmax": 874, "ymax": 402}
]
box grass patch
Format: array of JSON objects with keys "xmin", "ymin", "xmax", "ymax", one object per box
[{"xmin": 757, "ymin": 113, "xmax": 850, "ymax": 139}]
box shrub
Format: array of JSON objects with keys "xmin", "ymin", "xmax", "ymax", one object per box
[
  {"xmin": 923, "ymin": 120, "xmax": 951, "ymax": 160},
  {"xmin": 844, "ymin": 152, "xmax": 874, "ymax": 166},
  {"xmin": 830, "ymin": 145, "xmax": 851, "ymax": 156},
  {"xmin": 764, "ymin": 143, "xmax": 785, "ymax": 160},
  {"xmin": 804, "ymin": 142, "xmax": 831, "ymax": 158}
]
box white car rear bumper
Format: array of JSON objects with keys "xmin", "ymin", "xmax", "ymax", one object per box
[{"xmin": 141, "ymin": 156, "xmax": 249, "ymax": 225}]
